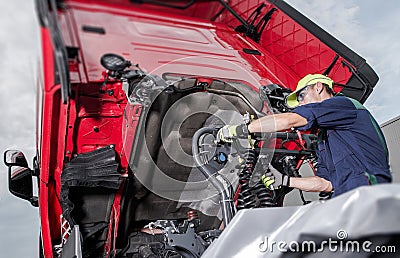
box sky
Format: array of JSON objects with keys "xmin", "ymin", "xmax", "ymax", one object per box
[
  {"xmin": 0, "ymin": 0, "xmax": 399, "ymax": 257},
  {"xmin": 0, "ymin": 0, "xmax": 40, "ymax": 257},
  {"xmin": 286, "ymin": 0, "xmax": 400, "ymax": 123}
]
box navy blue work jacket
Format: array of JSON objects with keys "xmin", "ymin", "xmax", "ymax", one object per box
[{"xmin": 293, "ymin": 96, "xmax": 392, "ymax": 196}]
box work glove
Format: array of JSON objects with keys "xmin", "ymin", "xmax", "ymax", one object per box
[
  {"xmin": 261, "ymin": 165, "xmax": 290, "ymax": 190},
  {"xmin": 216, "ymin": 124, "xmax": 248, "ymax": 143}
]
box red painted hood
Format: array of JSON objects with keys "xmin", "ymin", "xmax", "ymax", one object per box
[{"xmin": 62, "ymin": 1, "xmax": 293, "ymax": 88}]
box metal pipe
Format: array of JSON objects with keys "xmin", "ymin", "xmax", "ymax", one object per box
[
  {"xmin": 218, "ymin": 0, "xmax": 249, "ymax": 28},
  {"xmin": 206, "ymin": 88, "xmax": 264, "ymax": 117},
  {"xmin": 192, "ymin": 127, "xmax": 235, "ymax": 225}
]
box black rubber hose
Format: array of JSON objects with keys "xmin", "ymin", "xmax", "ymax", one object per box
[{"xmin": 192, "ymin": 127, "xmax": 235, "ymax": 225}]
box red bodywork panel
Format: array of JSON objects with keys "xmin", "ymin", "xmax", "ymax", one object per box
[
  {"xmin": 215, "ymin": 0, "xmax": 353, "ymax": 85},
  {"xmin": 34, "ymin": 0, "xmax": 377, "ymax": 256},
  {"xmin": 60, "ymin": 1, "xmax": 287, "ymax": 85}
]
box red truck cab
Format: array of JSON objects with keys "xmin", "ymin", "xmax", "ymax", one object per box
[{"xmin": 4, "ymin": 0, "xmax": 378, "ymax": 257}]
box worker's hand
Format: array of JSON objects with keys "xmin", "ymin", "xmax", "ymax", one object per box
[
  {"xmin": 216, "ymin": 124, "xmax": 248, "ymax": 143},
  {"xmin": 262, "ymin": 165, "xmax": 290, "ymax": 190}
]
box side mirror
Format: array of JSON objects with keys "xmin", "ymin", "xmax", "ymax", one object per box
[
  {"xmin": 4, "ymin": 150, "xmax": 29, "ymax": 167},
  {"xmin": 4, "ymin": 150, "xmax": 38, "ymax": 207}
]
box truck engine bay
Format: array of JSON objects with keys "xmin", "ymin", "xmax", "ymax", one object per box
[{"xmin": 57, "ymin": 54, "xmax": 319, "ymax": 257}]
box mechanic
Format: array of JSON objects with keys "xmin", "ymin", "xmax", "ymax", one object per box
[{"xmin": 217, "ymin": 74, "xmax": 392, "ymax": 197}]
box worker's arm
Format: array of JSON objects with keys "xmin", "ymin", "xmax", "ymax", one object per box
[
  {"xmin": 262, "ymin": 165, "xmax": 333, "ymax": 193},
  {"xmin": 248, "ymin": 112, "xmax": 308, "ymax": 133},
  {"xmin": 290, "ymin": 176, "xmax": 333, "ymax": 192},
  {"xmin": 216, "ymin": 112, "xmax": 308, "ymax": 142}
]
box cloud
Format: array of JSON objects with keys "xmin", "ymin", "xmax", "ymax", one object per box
[
  {"xmin": 286, "ymin": 0, "xmax": 400, "ymax": 123},
  {"xmin": 0, "ymin": 0, "xmax": 39, "ymax": 257},
  {"xmin": 0, "ymin": 0, "xmax": 38, "ymax": 151},
  {"xmin": 286, "ymin": 0, "xmax": 362, "ymax": 47}
]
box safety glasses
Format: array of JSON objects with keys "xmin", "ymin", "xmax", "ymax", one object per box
[{"xmin": 296, "ymin": 85, "xmax": 312, "ymax": 103}]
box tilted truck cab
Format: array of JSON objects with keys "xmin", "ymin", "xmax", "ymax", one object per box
[{"xmin": 4, "ymin": 0, "xmax": 379, "ymax": 257}]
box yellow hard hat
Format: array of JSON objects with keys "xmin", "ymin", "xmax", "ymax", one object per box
[{"xmin": 286, "ymin": 74, "xmax": 334, "ymax": 108}]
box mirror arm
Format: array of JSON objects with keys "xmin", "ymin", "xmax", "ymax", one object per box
[{"xmin": 30, "ymin": 196, "xmax": 39, "ymax": 207}]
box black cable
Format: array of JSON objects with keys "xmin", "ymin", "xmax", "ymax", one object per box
[{"xmin": 299, "ymin": 189, "xmax": 310, "ymax": 205}]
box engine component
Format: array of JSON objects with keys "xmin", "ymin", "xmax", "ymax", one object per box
[
  {"xmin": 164, "ymin": 223, "xmax": 206, "ymax": 258},
  {"xmin": 119, "ymin": 232, "xmax": 167, "ymax": 257},
  {"xmin": 259, "ymin": 83, "xmax": 292, "ymax": 113},
  {"xmin": 192, "ymin": 127, "xmax": 235, "ymax": 225},
  {"xmin": 100, "ymin": 53, "xmax": 131, "ymax": 72},
  {"xmin": 126, "ymin": 219, "xmax": 211, "ymax": 258},
  {"xmin": 236, "ymin": 148, "xmax": 275, "ymax": 209},
  {"xmin": 237, "ymin": 149, "xmax": 257, "ymax": 209}
]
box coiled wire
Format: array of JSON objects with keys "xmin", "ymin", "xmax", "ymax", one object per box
[{"xmin": 236, "ymin": 148, "xmax": 274, "ymax": 209}]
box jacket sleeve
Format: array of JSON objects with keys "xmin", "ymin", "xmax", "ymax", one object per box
[
  {"xmin": 316, "ymin": 158, "xmax": 330, "ymax": 181},
  {"xmin": 292, "ymin": 97, "xmax": 357, "ymax": 131}
]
